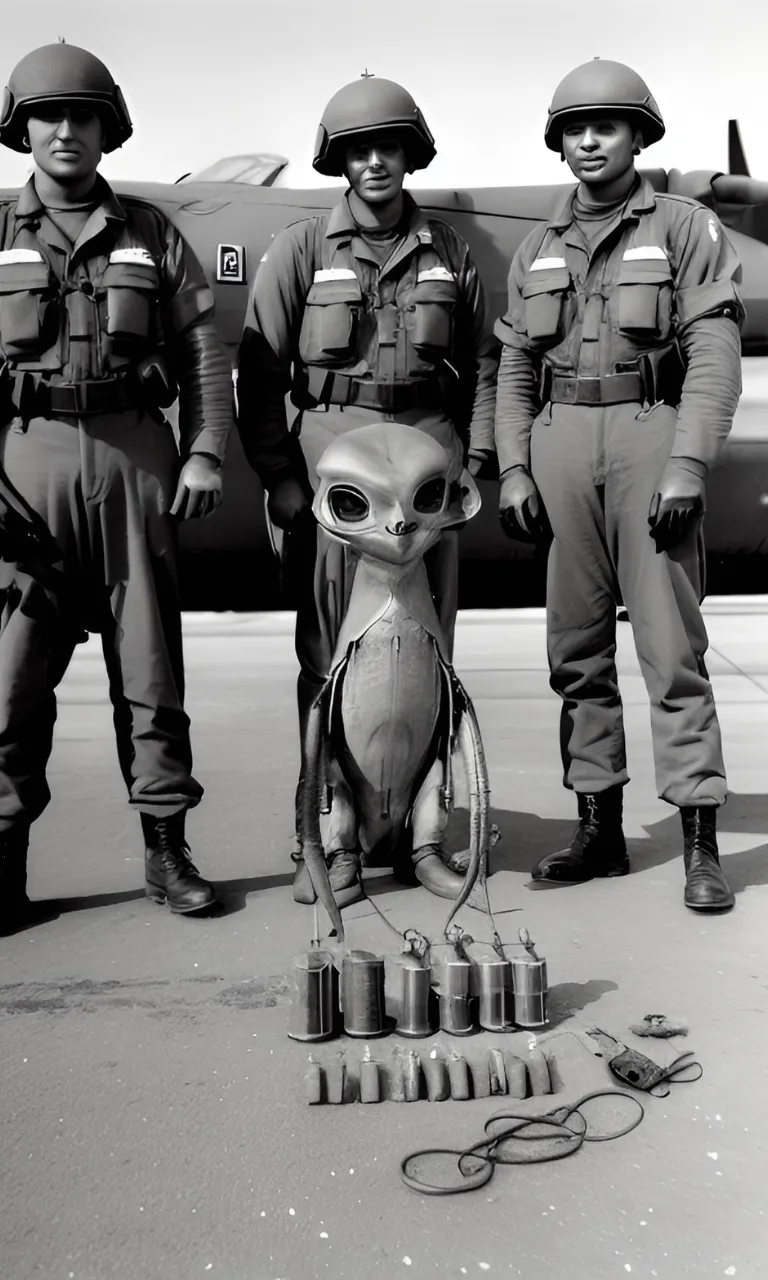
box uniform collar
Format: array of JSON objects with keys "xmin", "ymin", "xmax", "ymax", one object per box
[
  {"xmin": 546, "ymin": 173, "xmax": 657, "ymax": 231},
  {"xmin": 325, "ymin": 189, "xmax": 427, "ymax": 241},
  {"xmin": 14, "ymin": 173, "xmax": 126, "ymax": 226}
]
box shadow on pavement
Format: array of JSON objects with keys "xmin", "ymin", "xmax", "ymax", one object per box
[
  {"xmin": 637, "ymin": 794, "xmax": 768, "ymax": 895},
  {"xmin": 47, "ymin": 871, "xmax": 294, "ymax": 919},
  {"xmin": 547, "ymin": 978, "xmax": 620, "ymax": 1029}
]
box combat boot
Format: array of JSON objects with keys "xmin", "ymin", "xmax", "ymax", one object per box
[
  {"xmin": 0, "ymin": 827, "xmax": 57, "ymax": 937},
  {"xmin": 142, "ymin": 813, "xmax": 216, "ymax": 914},
  {"xmin": 531, "ymin": 787, "xmax": 630, "ymax": 883},
  {"xmin": 681, "ymin": 807, "xmax": 734, "ymax": 912}
]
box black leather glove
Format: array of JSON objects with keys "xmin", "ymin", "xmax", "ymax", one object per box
[
  {"xmin": 267, "ymin": 474, "xmax": 312, "ymax": 532},
  {"xmin": 648, "ymin": 458, "xmax": 706, "ymax": 553},
  {"xmin": 499, "ymin": 466, "xmax": 550, "ymax": 543}
]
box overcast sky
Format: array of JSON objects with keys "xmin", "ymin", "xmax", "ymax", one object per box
[{"xmin": 1, "ymin": 0, "xmax": 767, "ymax": 190}]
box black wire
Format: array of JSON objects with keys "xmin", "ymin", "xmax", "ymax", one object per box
[{"xmin": 400, "ymin": 1089, "xmax": 645, "ymax": 1195}]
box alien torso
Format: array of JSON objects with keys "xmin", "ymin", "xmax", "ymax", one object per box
[{"xmin": 312, "ymin": 421, "xmax": 481, "ymax": 857}]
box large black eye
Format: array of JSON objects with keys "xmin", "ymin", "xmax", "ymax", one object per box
[
  {"xmin": 328, "ymin": 486, "xmax": 369, "ymax": 522},
  {"xmin": 413, "ymin": 478, "xmax": 447, "ymax": 514}
]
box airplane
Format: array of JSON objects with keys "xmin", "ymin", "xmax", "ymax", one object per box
[{"xmin": 3, "ymin": 124, "xmax": 768, "ymax": 608}]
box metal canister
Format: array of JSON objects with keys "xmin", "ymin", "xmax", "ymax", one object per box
[
  {"xmin": 341, "ymin": 949, "xmax": 388, "ymax": 1038},
  {"xmin": 395, "ymin": 955, "xmax": 433, "ymax": 1038},
  {"xmin": 510, "ymin": 946, "xmax": 549, "ymax": 1029},
  {"xmin": 287, "ymin": 949, "xmax": 337, "ymax": 1042},
  {"xmin": 438, "ymin": 951, "xmax": 474, "ymax": 1035},
  {"xmin": 473, "ymin": 954, "xmax": 514, "ymax": 1033}
]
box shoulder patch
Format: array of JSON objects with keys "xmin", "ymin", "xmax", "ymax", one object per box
[
  {"xmin": 108, "ymin": 247, "xmax": 155, "ymax": 266},
  {"xmin": 417, "ymin": 266, "xmax": 455, "ymax": 282},
  {"xmin": 313, "ymin": 268, "xmax": 356, "ymax": 282},
  {"xmin": 0, "ymin": 248, "xmax": 44, "ymax": 264},
  {"xmin": 623, "ymin": 245, "xmax": 668, "ymax": 261},
  {"xmin": 530, "ymin": 256, "xmax": 567, "ymax": 270}
]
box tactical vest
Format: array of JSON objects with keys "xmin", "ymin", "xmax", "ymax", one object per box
[
  {"xmin": 519, "ymin": 217, "xmax": 676, "ymax": 380},
  {"xmin": 295, "ymin": 219, "xmax": 460, "ymax": 405},
  {"xmin": 0, "ymin": 208, "xmax": 165, "ymax": 382}
]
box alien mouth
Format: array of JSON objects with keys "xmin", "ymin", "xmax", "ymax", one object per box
[{"xmin": 386, "ymin": 522, "xmax": 418, "ymax": 536}]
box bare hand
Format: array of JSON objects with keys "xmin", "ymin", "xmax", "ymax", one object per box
[{"xmin": 171, "ymin": 455, "xmax": 223, "ymax": 521}]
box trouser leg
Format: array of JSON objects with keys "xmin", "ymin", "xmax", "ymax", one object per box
[
  {"xmin": 0, "ymin": 578, "xmax": 77, "ymax": 835},
  {"xmin": 101, "ymin": 550, "xmax": 203, "ymax": 818},
  {"xmin": 530, "ymin": 405, "xmax": 628, "ymax": 793},
  {"xmin": 606, "ymin": 404, "xmax": 726, "ymax": 808}
]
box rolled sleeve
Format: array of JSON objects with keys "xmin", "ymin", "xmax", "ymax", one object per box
[
  {"xmin": 674, "ymin": 207, "xmax": 745, "ymax": 331},
  {"xmin": 453, "ymin": 246, "xmax": 499, "ymax": 453},
  {"xmin": 160, "ymin": 224, "xmax": 215, "ymax": 335},
  {"xmin": 670, "ymin": 208, "xmax": 744, "ymax": 467},
  {"xmin": 236, "ymin": 222, "xmax": 316, "ymax": 487},
  {"xmin": 493, "ymin": 243, "xmax": 538, "ymax": 351},
  {"xmin": 493, "ymin": 242, "xmax": 541, "ymax": 473}
]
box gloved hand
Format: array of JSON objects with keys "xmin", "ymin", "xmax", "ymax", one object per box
[
  {"xmin": 171, "ymin": 454, "xmax": 223, "ymax": 521},
  {"xmin": 266, "ymin": 474, "xmax": 312, "ymax": 532},
  {"xmin": 648, "ymin": 458, "xmax": 706, "ymax": 553},
  {"xmin": 499, "ymin": 466, "xmax": 550, "ymax": 543}
]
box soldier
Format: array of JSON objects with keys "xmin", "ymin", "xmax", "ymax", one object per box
[
  {"xmin": 494, "ymin": 59, "xmax": 744, "ymax": 912},
  {"xmin": 0, "ymin": 44, "xmax": 234, "ymax": 936},
  {"xmin": 237, "ymin": 75, "xmax": 497, "ymax": 905}
]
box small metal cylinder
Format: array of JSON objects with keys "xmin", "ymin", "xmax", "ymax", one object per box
[
  {"xmin": 438, "ymin": 952, "xmax": 474, "ymax": 1035},
  {"xmin": 360, "ymin": 1059, "xmax": 381, "ymax": 1104},
  {"xmin": 510, "ymin": 955, "xmax": 549, "ymax": 1028},
  {"xmin": 473, "ymin": 955, "xmax": 514, "ymax": 1033},
  {"xmin": 395, "ymin": 958, "xmax": 432, "ymax": 1038},
  {"xmin": 341, "ymin": 950, "xmax": 387, "ymax": 1038},
  {"xmin": 446, "ymin": 1052, "xmax": 470, "ymax": 1100},
  {"xmin": 287, "ymin": 949, "xmax": 337, "ymax": 1043},
  {"xmin": 422, "ymin": 1051, "xmax": 450, "ymax": 1101}
]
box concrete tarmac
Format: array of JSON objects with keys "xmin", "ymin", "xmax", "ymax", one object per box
[{"xmin": 1, "ymin": 601, "xmax": 767, "ymax": 1280}]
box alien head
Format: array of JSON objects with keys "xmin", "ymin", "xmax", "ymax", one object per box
[{"xmin": 313, "ymin": 421, "xmax": 481, "ymax": 566}]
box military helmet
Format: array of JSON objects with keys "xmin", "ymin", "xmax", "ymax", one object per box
[
  {"xmin": 313, "ymin": 76, "xmax": 436, "ymax": 177},
  {"xmin": 544, "ymin": 59, "xmax": 665, "ymax": 152},
  {"xmin": 0, "ymin": 43, "xmax": 132, "ymax": 153}
]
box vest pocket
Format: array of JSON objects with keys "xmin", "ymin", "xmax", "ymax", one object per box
[
  {"xmin": 521, "ymin": 267, "xmax": 571, "ymax": 343},
  {"xmin": 101, "ymin": 262, "xmax": 159, "ymax": 344},
  {"xmin": 0, "ymin": 261, "xmax": 53, "ymax": 357},
  {"xmin": 298, "ymin": 275, "xmax": 363, "ymax": 365},
  {"xmin": 616, "ymin": 258, "xmax": 672, "ymax": 337},
  {"xmin": 409, "ymin": 277, "xmax": 457, "ymax": 355}
]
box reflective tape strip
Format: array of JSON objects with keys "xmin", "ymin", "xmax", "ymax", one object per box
[
  {"xmin": 623, "ymin": 245, "xmax": 668, "ymax": 261},
  {"xmin": 530, "ymin": 257, "xmax": 567, "ymax": 270},
  {"xmin": 108, "ymin": 247, "xmax": 155, "ymax": 265},
  {"xmin": 417, "ymin": 266, "xmax": 454, "ymax": 282},
  {"xmin": 313, "ymin": 268, "xmax": 357, "ymax": 282},
  {"xmin": 0, "ymin": 248, "xmax": 44, "ymax": 264}
]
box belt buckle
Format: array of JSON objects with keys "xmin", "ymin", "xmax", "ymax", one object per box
[
  {"xmin": 577, "ymin": 377, "xmax": 601, "ymax": 406},
  {"xmin": 71, "ymin": 382, "xmax": 88, "ymax": 415}
]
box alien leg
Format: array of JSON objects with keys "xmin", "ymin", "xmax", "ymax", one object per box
[
  {"xmin": 319, "ymin": 759, "xmax": 364, "ymax": 909},
  {"xmin": 410, "ymin": 758, "xmax": 468, "ymax": 901}
]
